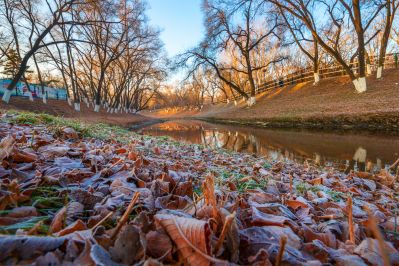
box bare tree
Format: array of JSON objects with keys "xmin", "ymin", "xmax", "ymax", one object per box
[
  {"xmin": 0, "ymin": 0, "xmax": 87, "ymax": 103},
  {"xmin": 202, "ymin": 0, "xmax": 284, "ymax": 105},
  {"xmin": 269, "ymin": 0, "xmax": 384, "ymax": 93},
  {"xmin": 278, "ymin": 5, "xmax": 320, "ymax": 84},
  {"xmin": 377, "ymin": 0, "xmax": 399, "ymax": 78},
  {"xmin": 176, "ymin": 0, "xmax": 285, "ymax": 106}
]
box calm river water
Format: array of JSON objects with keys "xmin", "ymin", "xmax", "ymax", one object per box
[{"xmin": 136, "ymin": 119, "xmax": 399, "ymax": 173}]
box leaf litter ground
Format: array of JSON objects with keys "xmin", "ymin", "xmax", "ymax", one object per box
[{"xmin": 0, "ymin": 110, "xmax": 399, "ymax": 265}]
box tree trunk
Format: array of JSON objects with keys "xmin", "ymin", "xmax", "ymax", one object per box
[
  {"xmin": 365, "ymin": 52, "xmax": 372, "ymax": 76},
  {"xmin": 246, "ymin": 56, "xmax": 256, "ymax": 106},
  {"xmin": 23, "ymin": 78, "xmax": 34, "ymax": 102},
  {"xmin": 94, "ymin": 70, "xmax": 105, "ymax": 112},
  {"xmin": 353, "ymin": 0, "xmax": 367, "ymax": 92},
  {"xmin": 2, "ymin": 89, "xmax": 12, "ymax": 103},
  {"xmin": 313, "ymin": 41, "xmax": 320, "ymax": 84},
  {"xmin": 32, "ymin": 53, "xmax": 46, "ymax": 104},
  {"xmin": 377, "ymin": 0, "xmax": 396, "ymax": 79}
]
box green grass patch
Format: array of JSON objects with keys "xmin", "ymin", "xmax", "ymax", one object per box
[
  {"xmin": 236, "ymin": 178, "xmax": 269, "ymax": 192},
  {"xmin": 216, "ymin": 170, "xmax": 269, "ymax": 193},
  {"xmin": 295, "ymin": 181, "xmax": 347, "ymax": 202},
  {"xmin": 0, "ymin": 216, "xmax": 50, "ymax": 234}
]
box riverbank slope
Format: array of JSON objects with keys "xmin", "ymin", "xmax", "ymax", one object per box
[
  {"xmin": 0, "ymin": 97, "xmax": 150, "ymax": 127},
  {"xmin": 147, "ymin": 68, "xmax": 399, "ymax": 131}
]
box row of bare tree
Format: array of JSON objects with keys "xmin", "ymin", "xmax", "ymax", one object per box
[
  {"xmin": 0, "ymin": 0, "xmax": 166, "ymax": 113},
  {"xmin": 172, "ymin": 0, "xmax": 399, "ymax": 107}
]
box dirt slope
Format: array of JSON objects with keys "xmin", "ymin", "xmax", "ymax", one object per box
[
  {"xmin": 201, "ymin": 68, "xmax": 399, "ymax": 120},
  {"xmin": 0, "ymin": 97, "xmax": 149, "ymax": 127},
  {"xmin": 146, "ymin": 69, "xmax": 399, "ymax": 130}
]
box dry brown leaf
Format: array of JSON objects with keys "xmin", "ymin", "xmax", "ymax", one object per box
[
  {"xmin": 115, "ymin": 148, "xmax": 127, "ymax": 154},
  {"xmin": 61, "ymin": 127, "xmax": 79, "ymax": 139},
  {"xmin": 285, "ymin": 199, "xmax": 308, "ymax": 210},
  {"xmin": 302, "ymin": 225, "xmax": 337, "ymax": 248},
  {"xmin": 55, "ymin": 219, "xmax": 87, "ymax": 237},
  {"xmin": 155, "ymin": 213, "xmax": 227, "ymax": 266},
  {"xmin": 250, "ymin": 207, "xmax": 290, "ymax": 227},
  {"xmin": 73, "ymin": 239, "xmax": 95, "ymax": 266},
  {"xmin": 153, "ymin": 147, "xmax": 161, "ymax": 155},
  {"xmin": 0, "ymin": 235, "xmax": 66, "ymax": 261},
  {"xmin": 146, "ymin": 230, "xmax": 173, "ymax": 261},
  {"xmin": 49, "ymin": 207, "xmax": 67, "ymax": 234},
  {"xmin": 128, "ymin": 151, "xmax": 138, "ymax": 160},
  {"xmin": 12, "ymin": 150, "xmax": 37, "ymax": 163},
  {"xmin": 202, "ymin": 174, "xmax": 218, "ymax": 221},
  {"xmin": 0, "ymin": 135, "xmax": 15, "ymax": 161},
  {"xmin": 354, "ymin": 238, "xmax": 399, "ymax": 266},
  {"xmin": 110, "ymin": 225, "xmax": 144, "ymax": 265},
  {"xmin": 356, "ymin": 172, "xmax": 373, "ymax": 179},
  {"xmin": 308, "ymin": 177, "xmax": 323, "ymax": 186}
]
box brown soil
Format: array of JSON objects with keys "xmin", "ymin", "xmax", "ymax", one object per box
[
  {"xmin": 0, "ymin": 97, "xmax": 149, "ymax": 127},
  {"xmin": 146, "ymin": 68, "xmax": 399, "ymax": 131}
]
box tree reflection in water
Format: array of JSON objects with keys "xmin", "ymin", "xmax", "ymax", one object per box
[{"xmin": 138, "ymin": 120, "xmax": 399, "ymax": 173}]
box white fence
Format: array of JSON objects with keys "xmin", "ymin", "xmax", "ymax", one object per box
[{"xmin": 217, "ymin": 53, "xmax": 399, "ymax": 104}]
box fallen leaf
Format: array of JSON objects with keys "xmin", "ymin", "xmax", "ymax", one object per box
[
  {"xmin": 354, "ymin": 238, "xmax": 399, "ymax": 266},
  {"xmin": 62, "ymin": 127, "xmax": 79, "ymax": 139},
  {"xmin": 146, "ymin": 230, "xmax": 173, "ymax": 261},
  {"xmin": 55, "ymin": 219, "xmax": 87, "ymax": 236},
  {"xmin": 0, "ymin": 235, "xmax": 66, "ymax": 260},
  {"xmin": 155, "ymin": 213, "xmax": 226, "ymax": 266},
  {"xmin": 110, "ymin": 225, "xmax": 144, "ymax": 265},
  {"xmin": 49, "ymin": 207, "xmax": 67, "ymax": 234},
  {"xmin": 0, "ymin": 135, "xmax": 15, "ymax": 161}
]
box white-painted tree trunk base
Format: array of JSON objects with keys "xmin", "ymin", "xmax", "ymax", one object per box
[
  {"xmin": 353, "ymin": 77, "xmax": 367, "ymax": 93},
  {"xmin": 376, "ymin": 66, "xmax": 382, "ymax": 79},
  {"xmin": 67, "ymin": 98, "xmax": 72, "ymax": 106},
  {"xmin": 2, "ymin": 90, "xmax": 12, "ymax": 103},
  {"xmin": 110, "ymin": 108, "xmax": 114, "ymax": 114},
  {"xmin": 42, "ymin": 95, "xmax": 47, "ymax": 104},
  {"xmin": 313, "ymin": 73, "xmax": 320, "ymax": 84},
  {"xmin": 353, "ymin": 147, "xmax": 367, "ymax": 163},
  {"xmin": 28, "ymin": 92, "xmax": 34, "ymax": 101},
  {"xmin": 247, "ymin": 97, "xmax": 256, "ymax": 107},
  {"xmin": 74, "ymin": 103, "xmax": 81, "ymax": 112},
  {"xmin": 94, "ymin": 105, "xmax": 100, "ymax": 112},
  {"xmin": 226, "ymin": 99, "xmax": 230, "ymax": 104},
  {"xmin": 234, "ymin": 100, "xmax": 238, "ymax": 106},
  {"xmin": 366, "ymin": 64, "xmax": 372, "ymax": 76}
]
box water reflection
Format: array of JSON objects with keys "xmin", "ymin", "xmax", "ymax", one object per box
[{"xmin": 137, "ymin": 120, "xmax": 399, "ymax": 172}]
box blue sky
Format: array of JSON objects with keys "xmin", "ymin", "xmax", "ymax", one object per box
[{"xmin": 146, "ymin": 0, "xmax": 204, "ymax": 57}]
